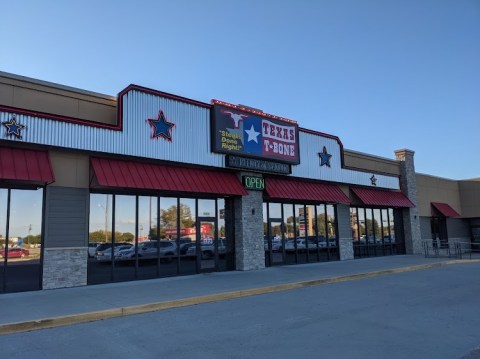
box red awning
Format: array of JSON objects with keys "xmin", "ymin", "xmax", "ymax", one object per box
[
  {"xmin": 265, "ymin": 177, "xmax": 350, "ymax": 204},
  {"xmin": 0, "ymin": 147, "xmax": 55, "ymax": 184},
  {"xmin": 90, "ymin": 157, "xmax": 247, "ymax": 196},
  {"xmin": 351, "ymin": 187, "xmax": 414, "ymax": 208},
  {"xmin": 431, "ymin": 202, "xmax": 460, "ymax": 217}
]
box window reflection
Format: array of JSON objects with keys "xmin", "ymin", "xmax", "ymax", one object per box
[
  {"xmin": 180, "ymin": 198, "xmax": 196, "ymax": 275},
  {"xmin": 90, "ymin": 194, "xmax": 112, "ymax": 243},
  {"xmin": 0, "ymin": 189, "xmax": 8, "ymax": 269},
  {"xmin": 350, "ymin": 208, "xmax": 359, "ymax": 242},
  {"xmin": 263, "ymin": 201, "xmax": 339, "ymax": 266},
  {"xmin": 326, "ymin": 205, "xmax": 336, "ymax": 246},
  {"xmin": 198, "ymin": 199, "xmax": 215, "ymax": 217},
  {"xmin": 373, "ymin": 209, "xmax": 381, "ymax": 243},
  {"xmin": 160, "ymin": 197, "xmax": 178, "ymax": 239},
  {"xmin": 9, "ymin": 189, "xmax": 43, "ymax": 264},
  {"xmin": 88, "ymin": 195, "xmax": 234, "ymax": 285},
  {"xmin": 268, "ymin": 202, "xmax": 281, "ymax": 219},
  {"xmin": 283, "ymin": 204, "xmax": 294, "ymax": 241},
  {"xmin": 389, "ymin": 208, "xmax": 395, "ymax": 243},
  {"xmin": 350, "ymin": 206, "xmax": 400, "ymax": 258},
  {"xmin": 1, "ymin": 189, "xmax": 43, "ymax": 292}
]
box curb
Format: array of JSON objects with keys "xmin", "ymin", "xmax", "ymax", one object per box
[{"xmin": 1, "ymin": 259, "xmax": 478, "ymax": 335}]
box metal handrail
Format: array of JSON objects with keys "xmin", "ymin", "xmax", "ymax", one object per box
[{"xmin": 423, "ymin": 240, "xmax": 480, "ymax": 260}]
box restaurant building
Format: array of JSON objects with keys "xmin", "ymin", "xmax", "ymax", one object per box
[{"xmin": 0, "ymin": 71, "xmax": 478, "ymax": 293}]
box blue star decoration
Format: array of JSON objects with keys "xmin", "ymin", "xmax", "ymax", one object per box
[
  {"xmin": 318, "ymin": 146, "xmax": 332, "ymax": 167},
  {"xmin": 370, "ymin": 175, "xmax": 377, "ymax": 186},
  {"xmin": 147, "ymin": 110, "xmax": 174, "ymax": 141},
  {"xmin": 2, "ymin": 116, "xmax": 26, "ymax": 139}
]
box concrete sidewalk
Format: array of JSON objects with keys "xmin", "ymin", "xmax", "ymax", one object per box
[{"xmin": 1, "ymin": 255, "xmax": 478, "ymax": 334}]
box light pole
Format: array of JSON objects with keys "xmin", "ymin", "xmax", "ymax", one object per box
[{"xmin": 98, "ymin": 196, "xmax": 109, "ymax": 242}]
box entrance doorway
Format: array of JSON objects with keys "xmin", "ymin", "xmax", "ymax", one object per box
[
  {"xmin": 196, "ymin": 217, "xmax": 217, "ymax": 272},
  {"xmin": 431, "ymin": 217, "xmax": 448, "ymax": 248},
  {"xmin": 265, "ymin": 219, "xmax": 284, "ymax": 266}
]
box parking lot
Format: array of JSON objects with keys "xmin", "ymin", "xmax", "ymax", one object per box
[{"xmin": 0, "ymin": 256, "xmax": 479, "ymax": 358}]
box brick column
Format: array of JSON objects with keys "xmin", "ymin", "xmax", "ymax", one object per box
[
  {"xmin": 336, "ymin": 204, "xmax": 354, "ymax": 260},
  {"xmin": 395, "ymin": 149, "xmax": 422, "ymax": 254},
  {"xmin": 233, "ymin": 172, "xmax": 265, "ymax": 270}
]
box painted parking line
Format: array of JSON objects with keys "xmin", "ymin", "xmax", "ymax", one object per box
[{"xmin": 1, "ymin": 259, "xmax": 478, "ymax": 335}]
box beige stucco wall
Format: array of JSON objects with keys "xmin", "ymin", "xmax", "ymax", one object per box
[
  {"xmin": 343, "ymin": 150, "xmax": 400, "ymax": 176},
  {"xmin": 49, "ymin": 150, "xmax": 90, "ymax": 188},
  {"xmin": 416, "ymin": 174, "xmax": 462, "ymax": 217},
  {"xmin": 459, "ymin": 179, "xmax": 480, "ymax": 218},
  {"xmin": 0, "ymin": 72, "xmax": 117, "ymax": 125}
]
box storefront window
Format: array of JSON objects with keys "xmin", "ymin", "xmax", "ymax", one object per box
[
  {"xmin": 373, "ymin": 209, "xmax": 382, "ymax": 242},
  {"xmin": 268, "ymin": 203, "xmax": 281, "ymax": 220},
  {"xmin": 1, "ymin": 188, "xmax": 43, "ymax": 293},
  {"xmin": 350, "ymin": 207, "xmax": 359, "ymax": 242},
  {"xmin": 381, "ymin": 209, "xmax": 390, "ymax": 240},
  {"xmin": 0, "ymin": 189, "xmax": 6, "ymax": 291},
  {"xmin": 198, "ymin": 199, "xmax": 215, "ymax": 218},
  {"xmin": 137, "ymin": 196, "xmax": 159, "ymax": 280},
  {"xmin": 326, "ymin": 205, "xmax": 336, "ymax": 247},
  {"xmin": 388, "ymin": 208, "xmax": 395, "ymax": 243},
  {"xmin": 88, "ymin": 195, "xmax": 232, "ymax": 285},
  {"xmin": 263, "ymin": 201, "xmax": 339, "ymax": 267},
  {"xmin": 294, "ymin": 204, "xmax": 307, "ymax": 264},
  {"xmin": 351, "ymin": 206, "xmax": 401, "ymax": 258},
  {"xmin": 218, "ymin": 199, "xmax": 233, "ymax": 271},
  {"xmin": 179, "ymin": 198, "xmax": 196, "ymax": 275},
  {"xmin": 283, "ymin": 204, "xmax": 294, "ymax": 241},
  {"xmin": 112, "ymin": 195, "xmax": 135, "ymax": 282}
]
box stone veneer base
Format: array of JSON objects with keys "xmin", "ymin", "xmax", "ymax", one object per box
[{"xmin": 42, "ymin": 247, "xmax": 87, "ymax": 290}]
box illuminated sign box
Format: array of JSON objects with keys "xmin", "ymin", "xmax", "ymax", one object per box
[
  {"xmin": 226, "ymin": 155, "xmax": 291, "ymax": 175},
  {"xmin": 242, "ymin": 176, "xmax": 265, "ymax": 191},
  {"xmin": 211, "ymin": 101, "xmax": 300, "ymax": 165}
]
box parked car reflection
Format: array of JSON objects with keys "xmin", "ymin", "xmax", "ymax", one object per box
[
  {"xmin": 115, "ymin": 240, "xmax": 177, "ymax": 263},
  {"xmin": 95, "ymin": 242, "xmax": 132, "ymax": 261},
  {"xmin": 186, "ymin": 238, "xmax": 228, "ymax": 258},
  {"xmin": 0, "ymin": 247, "xmax": 30, "ymax": 259}
]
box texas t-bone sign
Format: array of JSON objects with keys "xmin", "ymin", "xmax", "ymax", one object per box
[{"xmin": 211, "ymin": 100, "xmax": 300, "ymax": 165}]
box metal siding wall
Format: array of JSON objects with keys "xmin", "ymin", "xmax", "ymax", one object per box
[
  {"xmin": 292, "ymin": 131, "xmax": 400, "ymax": 189},
  {"xmin": 123, "ymin": 91, "xmax": 223, "ymax": 166},
  {"xmin": 0, "ymin": 92, "xmax": 225, "ymax": 168},
  {"xmin": 1, "ymin": 90, "xmax": 401, "ymax": 188},
  {"xmin": 44, "ymin": 187, "xmax": 89, "ymax": 248}
]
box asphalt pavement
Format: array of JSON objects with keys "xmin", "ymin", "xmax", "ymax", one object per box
[{"xmin": 0, "ymin": 255, "xmax": 478, "ymax": 335}]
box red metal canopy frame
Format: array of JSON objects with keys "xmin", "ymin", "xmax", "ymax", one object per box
[
  {"xmin": 351, "ymin": 187, "xmax": 414, "ymax": 208},
  {"xmin": 431, "ymin": 202, "xmax": 460, "ymax": 217},
  {"xmin": 0, "ymin": 147, "xmax": 55, "ymax": 185},
  {"xmin": 90, "ymin": 157, "xmax": 247, "ymax": 196},
  {"xmin": 264, "ymin": 177, "xmax": 350, "ymax": 204}
]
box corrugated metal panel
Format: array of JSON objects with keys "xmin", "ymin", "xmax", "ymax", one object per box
[
  {"xmin": 90, "ymin": 157, "xmax": 247, "ymax": 196},
  {"xmin": 0, "ymin": 90, "xmax": 225, "ymax": 168},
  {"xmin": 292, "ymin": 131, "xmax": 400, "ymax": 190},
  {"xmin": 351, "ymin": 187, "xmax": 414, "ymax": 208},
  {"xmin": 122, "ymin": 90, "xmax": 223, "ymax": 166},
  {"xmin": 0, "ymin": 90, "xmax": 401, "ymax": 190},
  {"xmin": 265, "ymin": 177, "xmax": 350, "ymax": 204}
]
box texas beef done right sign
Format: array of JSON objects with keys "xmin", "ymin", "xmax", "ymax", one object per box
[{"xmin": 211, "ymin": 100, "xmax": 300, "ymax": 165}]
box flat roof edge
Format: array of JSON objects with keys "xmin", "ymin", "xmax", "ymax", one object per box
[{"xmin": 0, "ymin": 71, "xmax": 116, "ymax": 101}]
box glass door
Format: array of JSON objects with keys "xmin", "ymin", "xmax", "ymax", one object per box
[
  {"xmin": 267, "ymin": 219, "xmax": 284, "ymax": 266},
  {"xmin": 196, "ymin": 218, "xmax": 217, "ymax": 272}
]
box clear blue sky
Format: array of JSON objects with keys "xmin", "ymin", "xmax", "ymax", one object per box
[{"xmin": 1, "ymin": 0, "xmax": 479, "ymax": 180}]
